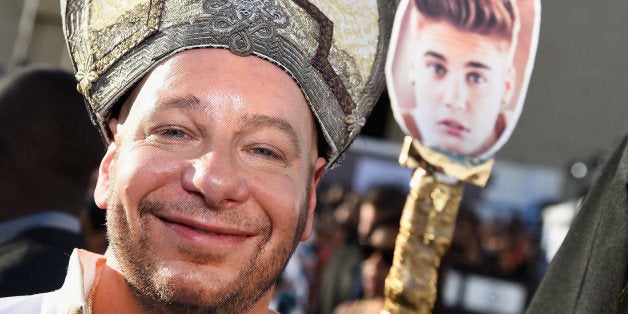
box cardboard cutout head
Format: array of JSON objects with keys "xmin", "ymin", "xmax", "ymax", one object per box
[{"xmin": 387, "ymin": 0, "xmax": 540, "ymax": 163}]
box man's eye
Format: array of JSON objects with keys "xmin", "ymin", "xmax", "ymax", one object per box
[
  {"xmin": 467, "ymin": 72, "xmax": 486, "ymax": 84},
  {"xmin": 161, "ymin": 128, "xmax": 187, "ymax": 138},
  {"xmin": 428, "ymin": 63, "xmax": 446, "ymax": 76},
  {"xmin": 251, "ymin": 147, "xmax": 281, "ymax": 160}
]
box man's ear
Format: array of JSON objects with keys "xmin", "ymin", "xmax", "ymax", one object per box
[
  {"xmin": 502, "ymin": 66, "xmax": 517, "ymax": 111},
  {"xmin": 301, "ymin": 157, "xmax": 327, "ymax": 241},
  {"xmin": 93, "ymin": 119, "xmax": 119, "ymax": 210}
]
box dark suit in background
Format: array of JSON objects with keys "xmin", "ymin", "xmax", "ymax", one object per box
[
  {"xmin": 0, "ymin": 224, "xmax": 84, "ymax": 296},
  {"xmin": 526, "ymin": 135, "xmax": 627, "ymax": 313}
]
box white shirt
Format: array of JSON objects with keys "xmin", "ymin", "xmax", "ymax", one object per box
[{"xmin": 0, "ymin": 249, "xmax": 105, "ymax": 314}]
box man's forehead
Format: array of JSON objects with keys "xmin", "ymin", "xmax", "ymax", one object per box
[
  {"xmin": 151, "ymin": 49, "xmax": 299, "ymax": 85},
  {"xmin": 415, "ymin": 28, "xmax": 512, "ymax": 67},
  {"xmin": 130, "ymin": 51, "xmax": 316, "ymax": 136},
  {"xmin": 120, "ymin": 51, "xmax": 312, "ymax": 129},
  {"xmin": 134, "ymin": 49, "xmax": 304, "ymax": 104},
  {"xmin": 417, "ymin": 20, "xmax": 508, "ymax": 44}
]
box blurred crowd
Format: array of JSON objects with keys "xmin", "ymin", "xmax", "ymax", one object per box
[{"xmin": 272, "ymin": 182, "xmax": 543, "ymax": 314}]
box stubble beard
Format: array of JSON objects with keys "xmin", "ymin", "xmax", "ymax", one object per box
[{"xmin": 106, "ymin": 191, "xmax": 309, "ymax": 313}]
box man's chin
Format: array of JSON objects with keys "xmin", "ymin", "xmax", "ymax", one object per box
[
  {"xmin": 128, "ymin": 274, "xmax": 241, "ymax": 313},
  {"xmin": 151, "ymin": 262, "xmax": 232, "ymax": 296},
  {"xmin": 127, "ymin": 260, "xmax": 263, "ymax": 313},
  {"xmin": 433, "ymin": 138, "xmax": 476, "ymax": 156}
]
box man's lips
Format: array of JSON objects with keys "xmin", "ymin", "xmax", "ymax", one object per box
[
  {"xmin": 154, "ymin": 212, "xmax": 255, "ymax": 245},
  {"xmin": 438, "ymin": 119, "xmax": 469, "ymax": 137}
]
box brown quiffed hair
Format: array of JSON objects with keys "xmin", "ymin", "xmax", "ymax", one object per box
[{"xmin": 415, "ymin": 0, "xmax": 517, "ymax": 41}]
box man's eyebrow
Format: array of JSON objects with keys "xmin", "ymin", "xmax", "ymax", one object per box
[
  {"xmin": 424, "ymin": 51, "xmax": 446, "ymax": 61},
  {"xmin": 240, "ymin": 114, "xmax": 301, "ymax": 156},
  {"xmin": 466, "ymin": 61, "xmax": 491, "ymax": 70},
  {"xmin": 153, "ymin": 94, "xmax": 202, "ymax": 112}
]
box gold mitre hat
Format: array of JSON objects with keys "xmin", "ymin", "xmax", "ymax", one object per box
[{"xmin": 61, "ymin": 0, "xmax": 394, "ymax": 168}]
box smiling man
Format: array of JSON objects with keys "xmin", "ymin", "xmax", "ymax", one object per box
[
  {"xmin": 97, "ymin": 49, "xmax": 323, "ymax": 313},
  {"xmin": 0, "ymin": 0, "xmax": 392, "ymax": 313}
]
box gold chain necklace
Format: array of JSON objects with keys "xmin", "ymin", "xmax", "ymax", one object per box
[{"xmin": 85, "ymin": 284, "xmax": 97, "ymax": 314}]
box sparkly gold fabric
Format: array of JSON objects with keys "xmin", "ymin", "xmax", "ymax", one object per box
[
  {"xmin": 383, "ymin": 137, "xmax": 465, "ymax": 314},
  {"xmin": 398, "ymin": 137, "xmax": 493, "ymax": 187},
  {"xmin": 61, "ymin": 0, "xmax": 394, "ymax": 168}
]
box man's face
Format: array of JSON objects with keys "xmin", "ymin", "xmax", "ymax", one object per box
[
  {"xmin": 407, "ymin": 18, "xmax": 513, "ymax": 156},
  {"xmin": 94, "ymin": 49, "xmax": 326, "ymax": 313},
  {"xmin": 361, "ymin": 225, "xmax": 397, "ymax": 298},
  {"xmin": 357, "ymin": 203, "xmax": 377, "ymax": 241}
]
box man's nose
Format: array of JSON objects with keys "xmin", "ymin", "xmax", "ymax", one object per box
[
  {"xmin": 443, "ymin": 78, "xmax": 467, "ymax": 111},
  {"xmin": 182, "ymin": 150, "xmax": 249, "ymax": 207}
]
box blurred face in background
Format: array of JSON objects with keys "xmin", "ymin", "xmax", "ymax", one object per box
[{"xmin": 361, "ymin": 224, "xmax": 397, "ymax": 298}]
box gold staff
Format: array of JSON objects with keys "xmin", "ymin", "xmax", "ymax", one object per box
[
  {"xmin": 381, "ymin": 0, "xmax": 540, "ymax": 310},
  {"xmin": 383, "ymin": 136, "xmax": 493, "ymax": 313}
]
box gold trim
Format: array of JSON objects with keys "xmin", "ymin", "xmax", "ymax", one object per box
[
  {"xmin": 93, "ymin": 0, "xmax": 164, "ymax": 75},
  {"xmin": 383, "ymin": 139, "xmax": 465, "ymax": 313},
  {"xmin": 383, "ymin": 168, "xmax": 463, "ymax": 313},
  {"xmin": 399, "ymin": 136, "xmax": 493, "ymax": 187}
]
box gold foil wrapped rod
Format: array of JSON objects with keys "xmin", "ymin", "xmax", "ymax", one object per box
[
  {"xmin": 382, "ymin": 164, "xmax": 463, "ymax": 313},
  {"xmin": 382, "ymin": 137, "xmax": 472, "ymax": 314},
  {"xmin": 381, "ymin": 0, "xmax": 539, "ymax": 309}
]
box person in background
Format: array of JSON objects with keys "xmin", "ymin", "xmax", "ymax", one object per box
[
  {"xmin": 79, "ymin": 168, "xmax": 108, "ymax": 255},
  {"xmin": 79, "ymin": 196, "xmax": 108, "ymax": 255},
  {"xmin": 333, "ymin": 217, "xmax": 402, "ymax": 314},
  {"xmin": 313, "ymin": 185, "xmax": 405, "ymax": 314},
  {"xmin": 0, "ymin": 67, "xmax": 103, "ymax": 296}
]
